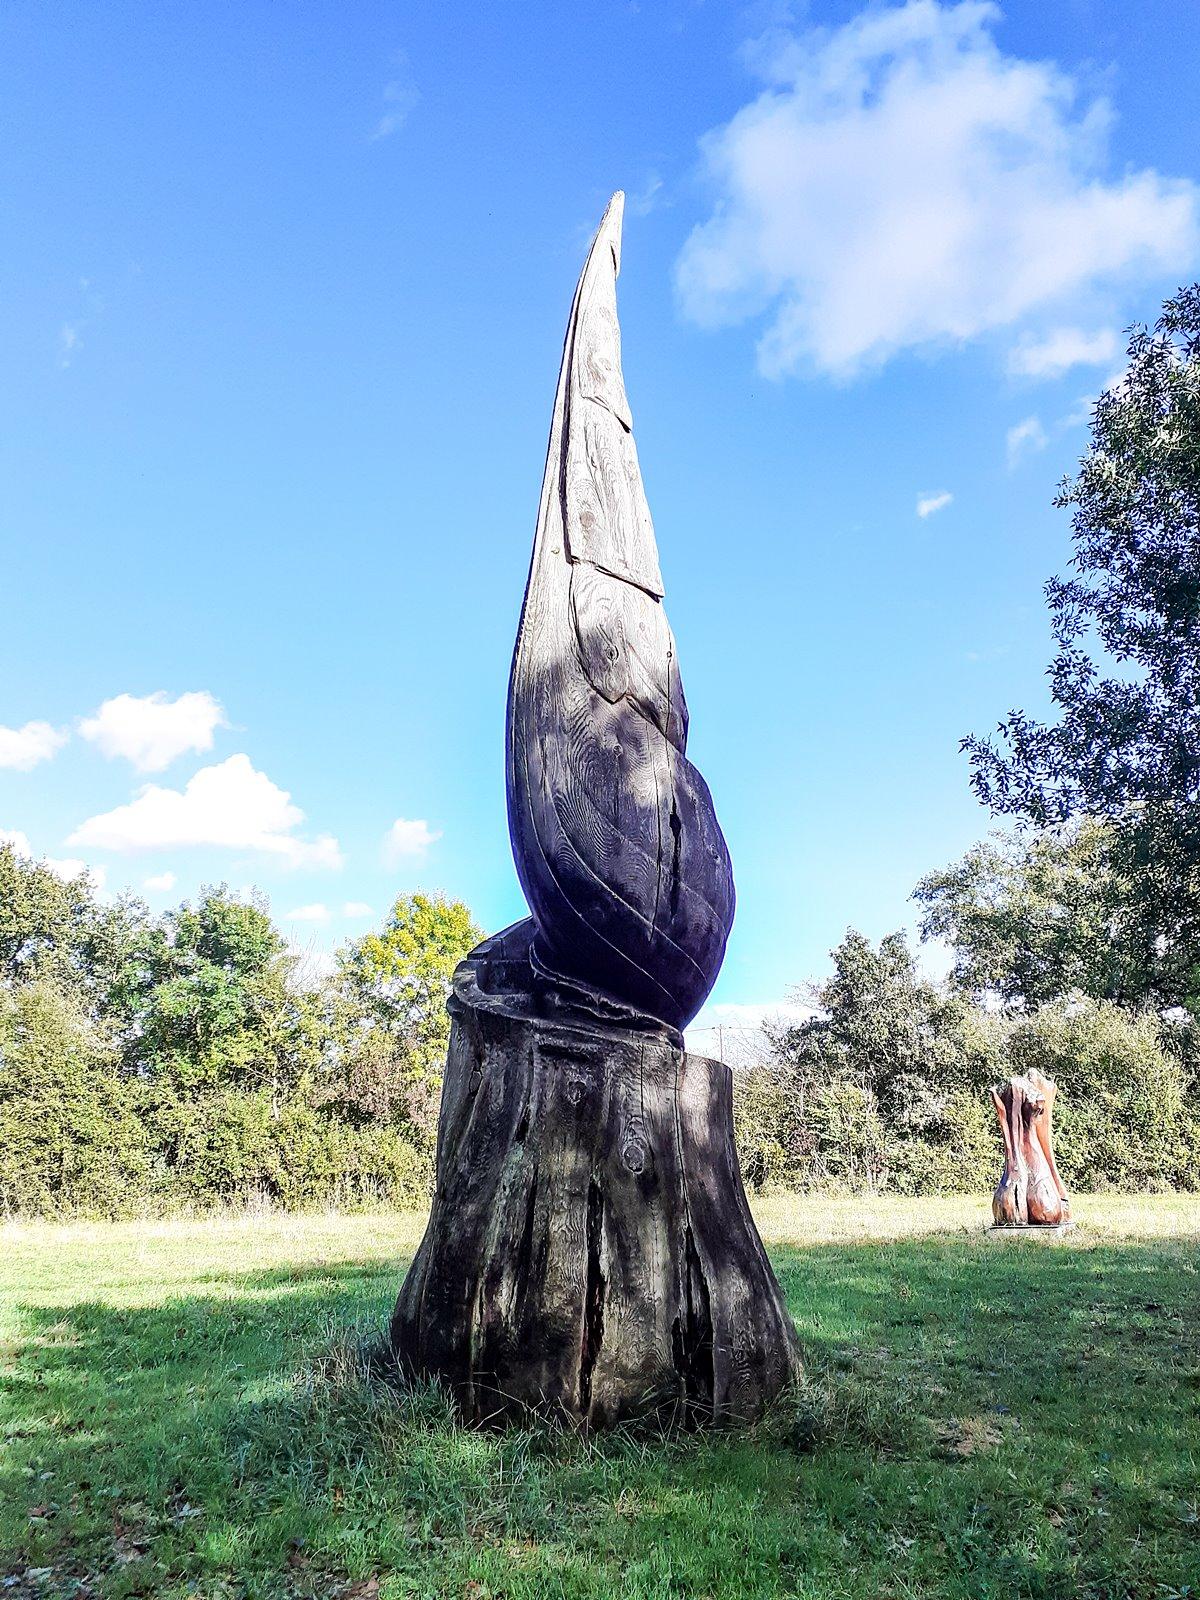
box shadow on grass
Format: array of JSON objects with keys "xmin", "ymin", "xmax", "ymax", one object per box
[{"xmin": 2, "ymin": 1234, "xmax": 1198, "ymax": 1599}]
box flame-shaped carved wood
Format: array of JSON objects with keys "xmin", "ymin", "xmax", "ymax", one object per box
[
  {"xmin": 506, "ymin": 192, "xmax": 735, "ymax": 1031},
  {"xmin": 389, "ymin": 198, "xmax": 798, "ymax": 1430}
]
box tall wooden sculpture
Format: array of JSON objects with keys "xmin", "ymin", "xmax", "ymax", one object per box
[
  {"xmin": 991, "ymin": 1069, "xmax": 1071, "ymax": 1227},
  {"xmin": 390, "ymin": 194, "xmax": 799, "ymax": 1426}
]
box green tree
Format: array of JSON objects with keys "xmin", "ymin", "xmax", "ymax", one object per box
[
  {"xmin": 965, "ymin": 286, "xmax": 1200, "ymax": 1008},
  {"xmin": 0, "ymin": 979, "xmax": 152, "ymax": 1216},
  {"xmin": 762, "ymin": 930, "xmax": 1000, "ymax": 1191},
  {"xmin": 328, "ymin": 893, "xmax": 482, "ymax": 1145},
  {"xmin": 914, "ymin": 820, "xmax": 1157, "ymax": 1008},
  {"xmin": 0, "ymin": 842, "xmax": 98, "ymax": 991},
  {"xmin": 134, "ymin": 887, "xmax": 318, "ymax": 1097},
  {"xmin": 1006, "ymin": 999, "xmax": 1199, "ymax": 1191}
]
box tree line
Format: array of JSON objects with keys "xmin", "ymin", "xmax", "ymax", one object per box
[
  {"xmin": 738, "ymin": 286, "xmax": 1200, "ymax": 1196},
  {"xmin": 3, "ymin": 287, "xmax": 1198, "ymax": 1213},
  {"xmin": 0, "ymin": 856, "xmax": 480, "ymax": 1215}
]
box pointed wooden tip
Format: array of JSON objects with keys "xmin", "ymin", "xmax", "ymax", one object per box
[{"xmin": 597, "ymin": 191, "xmax": 625, "ymax": 274}]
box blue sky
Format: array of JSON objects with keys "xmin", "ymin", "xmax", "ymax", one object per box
[{"xmin": 3, "ymin": 0, "xmax": 1199, "ymax": 1041}]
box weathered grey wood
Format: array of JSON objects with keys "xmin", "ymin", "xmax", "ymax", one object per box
[
  {"xmin": 390, "ymin": 195, "xmax": 797, "ymax": 1427},
  {"xmin": 391, "ymin": 936, "xmax": 800, "ymax": 1426},
  {"xmin": 506, "ymin": 191, "xmax": 734, "ymax": 1033}
]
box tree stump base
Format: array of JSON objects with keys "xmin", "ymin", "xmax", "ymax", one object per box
[{"xmin": 390, "ymin": 936, "xmax": 800, "ymax": 1428}]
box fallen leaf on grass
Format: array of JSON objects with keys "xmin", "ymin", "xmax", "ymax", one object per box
[{"xmin": 334, "ymin": 1579, "xmax": 380, "ymax": 1599}]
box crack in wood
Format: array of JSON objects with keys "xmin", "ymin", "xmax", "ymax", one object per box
[{"xmin": 579, "ymin": 1178, "xmax": 606, "ymax": 1420}]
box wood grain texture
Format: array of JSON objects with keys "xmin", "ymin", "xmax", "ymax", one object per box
[
  {"xmin": 506, "ymin": 192, "xmax": 734, "ymax": 1032},
  {"xmin": 390, "ymin": 938, "xmax": 801, "ymax": 1427},
  {"xmin": 991, "ymin": 1070, "xmax": 1071, "ymax": 1227},
  {"xmin": 390, "ymin": 200, "xmax": 795, "ymax": 1429}
]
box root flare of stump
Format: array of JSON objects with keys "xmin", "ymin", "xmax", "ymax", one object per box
[{"xmin": 389, "ymin": 952, "xmax": 800, "ymax": 1429}]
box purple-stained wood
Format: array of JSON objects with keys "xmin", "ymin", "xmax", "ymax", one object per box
[
  {"xmin": 390, "ymin": 930, "xmax": 800, "ymax": 1426},
  {"xmin": 390, "ymin": 195, "xmax": 796, "ymax": 1427},
  {"xmin": 506, "ymin": 192, "xmax": 735, "ymax": 1034}
]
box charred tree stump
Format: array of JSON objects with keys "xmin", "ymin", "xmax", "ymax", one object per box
[
  {"xmin": 390, "ymin": 942, "xmax": 800, "ymax": 1427},
  {"xmin": 390, "ymin": 194, "xmax": 799, "ymax": 1425}
]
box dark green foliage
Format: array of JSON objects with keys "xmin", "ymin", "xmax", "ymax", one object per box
[
  {"xmin": 0, "ymin": 851, "xmax": 479, "ymax": 1216},
  {"xmin": 0, "ymin": 980, "xmax": 152, "ymax": 1215},
  {"xmin": 3, "ymin": 828, "xmax": 1196, "ymax": 1212},
  {"xmin": 914, "ymin": 820, "xmax": 1164, "ymax": 1008},
  {"xmin": 1006, "ymin": 1001, "xmax": 1200, "ymax": 1191},
  {"xmin": 965, "ymin": 287, "xmax": 1200, "ymax": 1011},
  {"xmin": 736, "ymin": 929, "xmax": 1200, "ymax": 1196},
  {"xmin": 738, "ymin": 930, "xmax": 1005, "ymax": 1195}
]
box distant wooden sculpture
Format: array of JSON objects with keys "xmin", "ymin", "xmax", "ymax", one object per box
[
  {"xmin": 389, "ymin": 194, "xmax": 799, "ymax": 1427},
  {"xmin": 990, "ymin": 1069, "xmax": 1071, "ymax": 1227}
]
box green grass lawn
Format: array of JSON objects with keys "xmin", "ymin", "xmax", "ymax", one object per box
[{"xmin": 2, "ymin": 1195, "xmax": 1198, "ymax": 1599}]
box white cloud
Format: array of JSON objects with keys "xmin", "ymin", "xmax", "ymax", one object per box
[
  {"xmin": 1006, "ymin": 413, "xmax": 1048, "ymax": 467},
  {"xmin": 383, "ymin": 817, "xmax": 440, "ymax": 864},
  {"xmin": 342, "ymin": 901, "xmax": 374, "ymax": 918},
  {"xmin": 46, "ymin": 857, "xmax": 107, "ymax": 889},
  {"xmin": 916, "ymin": 490, "xmax": 953, "ymax": 518},
  {"xmin": 0, "ymin": 829, "xmax": 105, "ymax": 888},
  {"xmin": 67, "ymin": 753, "xmax": 344, "ymax": 869},
  {"xmin": 143, "ymin": 871, "xmax": 177, "ymax": 892},
  {"xmin": 676, "ymin": 1, "xmax": 1199, "ymax": 378},
  {"xmin": 0, "ymin": 721, "xmax": 67, "ymax": 771},
  {"xmin": 627, "ymin": 173, "xmax": 665, "ymax": 217},
  {"xmin": 1008, "ymin": 325, "xmax": 1118, "ymax": 379},
  {"xmin": 288, "ymin": 943, "xmax": 339, "ymax": 988},
  {"xmin": 80, "ymin": 690, "xmax": 226, "ymax": 772},
  {"xmin": 283, "ymin": 903, "xmax": 331, "ymax": 923}
]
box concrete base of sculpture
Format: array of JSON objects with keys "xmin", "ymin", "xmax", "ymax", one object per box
[
  {"xmin": 990, "ymin": 1069, "xmax": 1071, "ymax": 1227},
  {"xmin": 988, "ymin": 1221, "xmax": 1076, "ymax": 1239},
  {"xmin": 389, "ymin": 941, "xmax": 800, "ymax": 1429}
]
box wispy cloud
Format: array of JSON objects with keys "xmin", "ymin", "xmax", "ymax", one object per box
[
  {"xmin": 383, "ymin": 817, "xmax": 440, "ymax": 865},
  {"xmin": 283, "ymin": 903, "xmax": 331, "ymax": 923},
  {"xmin": 1058, "ymin": 394, "xmax": 1096, "ymax": 430},
  {"xmin": 1008, "ymin": 326, "xmax": 1118, "ymax": 380},
  {"xmin": 143, "ymin": 871, "xmax": 177, "ymax": 892},
  {"xmin": 676, "ymin": 1, "xmax": 1198, "ymax": 378},
  {"xmin": 58, "ymin": 323, "xmax": 83, "ymax": 369},
  {"xmin": 626, "ymin": 173, "xmax": 665, "ymax": 217},
  {"xmin": 916, "ymin": 490, "xmax": 953, "ymax": 519},
  {"xmin": 1006, "ymin": 414, "xmax": 1048, "ymax": 468},
  {"xmin": 370, "ymin": 56, "xmax": 420, "ymax": 141}
]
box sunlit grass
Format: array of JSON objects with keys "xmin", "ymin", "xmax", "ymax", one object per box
[{"xmin": 2, "ymin": 1194, "xmax": 1197, "ymax": 1598}]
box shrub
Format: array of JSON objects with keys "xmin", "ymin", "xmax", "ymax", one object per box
[
  {"xmin": 155, "ymin": 1086, "xmax": 433, "ymax": 1211},
  {"xmin": 1006, "ymin": 999, "xmax": 1200, "ymax": 1191},
  {"xmin": 0, "ymin": 981, "xmax": 153, "ymax": 1217},
  {"xmin": 733, "ymin": 932, "xmax": 1200, "ymax": 1197}
]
